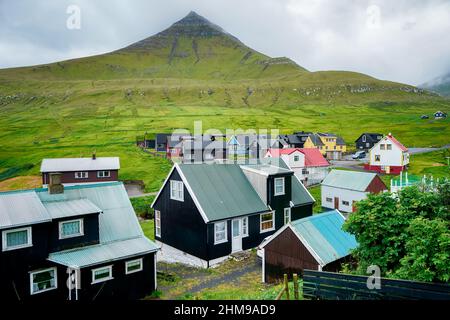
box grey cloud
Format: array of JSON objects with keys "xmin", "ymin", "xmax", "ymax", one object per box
[{"xmin": 0, "ymin": 0, "xmax": 449, "ymax": 85}]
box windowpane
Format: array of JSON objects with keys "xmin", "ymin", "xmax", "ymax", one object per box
[
  {"xmin": 6, "ymin": 230, "xmax": 28, "ymax": 247},
  {"xmin": 214, "ymin": 222, "xmax": 227, "ymax": 243},
  {"xmin": 31, "ymin": 268, "xmax": 56, "ymax": 294},
  {"xmin": 93, "ymin": 267, "xmax": 112, "ymax": 282},
  {"xmin": 170, "ymin": 180, "xmax": 184, "ymax": 201},
  {"xmin": 261, "ymin": 212, "xmax": 274, "ymax": 231},
  {"xmin": 155, "ymin": 210, "xmax": 161, "ymax": 237},
  {"xmin": 60, "ymin": 220, "xmax": 82, "ymax": 238},
  {"xmin": 126, "ymin": 259, "xmax": 143, "ymax": 274},
  {"xmin": 242, "ymin": 217, "xmax": 248, "ymax": 236},
  {"xmin": 274, "ymin": 178, "xmax": 285, "ymax": 195}
]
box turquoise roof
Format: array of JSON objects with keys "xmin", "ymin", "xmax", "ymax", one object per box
[
  {"xmin": 179, "ymin": 164, "xmax": 269, "ymax": 221},
  {"xmin": 322, "ymin": 169, "xmax": 379, "ymax": 192},
  {"xmin": 43, "ymin": 198, "xmax": 102, "ymax": 219},
  {"xmin": 290, "ymin": 210, "xmax": 357, "ymax": 266}
]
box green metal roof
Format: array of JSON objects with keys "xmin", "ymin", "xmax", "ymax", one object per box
[
  {"xmin": 291, "ymin": 176, "xmax": 315, "ymax": 206},
  {"xmin": 322, "ymin": 169, "xmax": 378, "ymax": 192},
  {"xmin": 48, "ymin": 237, "xmax": 158, "ymax": 268},
  {"xmin": 43, "ymin": 198, "xmax": 102, "ymax": 219},
  {"xmin": 178, "ymin": 164, "xmax": 269, "ymax": 222},
  {"xmin": 291, "ymin": 210, "xmax": 357, "ymax": 266}
]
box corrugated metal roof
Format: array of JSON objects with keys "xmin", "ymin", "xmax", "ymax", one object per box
[
  {"xmin": 40, "ymin": 157, "xmax": 120, "ymax": 172},
  {"xmin": 291, "ymin": 176, "xmax": 315, "ymax": 206},
  {"xmin": 179, "ymin": 164, "xmax": 269, "ymax": 221},
  {"xmin": 322, "ymin": 169, "xmax": 377, "ymax": 192},
  {"xmin": 43, "ymin": 199, "xmax": 102, "ymax": 219},
  {"xmin": 291, "ymin": 210, "xmax": 357, "ymax": 265},
  {"xmin": 0, "ymin": 190, "xmax": 52, "ymax": 229},
  {"xmin": 48, "ymin": 237, "xmax": 158, "ymax": 268}
]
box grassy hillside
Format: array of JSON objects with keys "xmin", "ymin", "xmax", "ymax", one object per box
[{"xmin": 0, "ymin": 11, "xmax": 449, "ymax": 191}]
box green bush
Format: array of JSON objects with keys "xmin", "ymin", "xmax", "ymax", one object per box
[{"xmin": 130, "ymin": 195, "xmax": 155, "ymax": 219}]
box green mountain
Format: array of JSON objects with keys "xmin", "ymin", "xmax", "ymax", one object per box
[{"xmin": 421, "ymin": 72, "xmax": 450, "ymax": 97}]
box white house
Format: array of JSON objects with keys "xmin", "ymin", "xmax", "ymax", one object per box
[
  {"xmin": 364, "ymin": 133, "xmax": 409, "ymax": 175},
  {"xmin": 321, "ymin": 170, "xmax": 387, "ymax": 213},
  {"xmin": 265, "ymin": 148, "xmax": 330, "ymax": 186}
]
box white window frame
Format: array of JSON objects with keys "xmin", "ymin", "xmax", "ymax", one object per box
[
  {"xmin": 59, "ymin": 219, "xmax": 84, "ymax": 240},
  {"xmin": 260, "ymin": 212, "xmax": 275, "ymax": 233},
  {"xmin": 342, "ymin": 200, "xmax": 350, "ymax": 206},
  {"xmin": 386, "ymin": 144, "xmax": 392, "ymax": 150},
  {"xmin": 91, "ymin": 265, "xmax": 113, "ymax": 284},
  {"xmin": 274, "ymin": 177, "xmax": 285, "ymax": 196},
  {"xmin": 294, "ymin": 155, "xmax": 300, "ymax": 162},
  {"xmin": 155, "ymin": 210, "xmax": 161, "ymax": 237},
  {"xmin": 284, "ymin": 208, "xmax": 291, "ymax": 225},
  {"xmin": 362, "ymin": 135, "xmax": 366, "ymax": 142},
  {"xmin": 29, "ymin": 267, "xmax": 57, "ymax": 295},
  {"xmin": 242, "ymin": 217, "xmax": 249, "ymax": 237},
  {"xmin": 2, "ymin": 227, "xmax": 32, "ymax": 251},
  {"xmin": 326, "ymin": 197, "xmax": 333, "ymax": 203},
  {"xmin": 214, "ymin": 221, "xmax": 228, "ymax": 245},
  {"xmin": 74, "ymin": 171, "xmax": 88, "ymax": 179},
  {"xmin": 170, "ymin": 180, "xmax": 184, "ymax": 202},
  {"xmin": 97, "ymin": 170, "xmax": 111, "ymax": 178},
  {"xmin": 125, "ymin": 258, "xmax": 143, "ymax": 275}
]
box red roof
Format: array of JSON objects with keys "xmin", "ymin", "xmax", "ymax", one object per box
[
  {"xmin": 299, "ymin": 148, "xmax": 330, "ymax": 167},
  {"xmin": 386, "ymin": 134, "xmax": 408, "ymax": 152},
  {"xmin": 267, "ymin": 148, "xmax": 329, "ymax": 167}
]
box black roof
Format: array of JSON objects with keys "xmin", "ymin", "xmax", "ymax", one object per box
[{"xmin": 354, "ymin": 133, "xmax": 383, "ymax": 143}]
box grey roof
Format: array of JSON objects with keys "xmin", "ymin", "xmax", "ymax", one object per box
[
  {"xmin": 43, "ymin": 199, "xmax": 102, "ymax": 219},
  {"xmin": 336, "ymin": 136, "xmax": 346, "ymax": 146},
  {"xmin": 1, "ymin": 182, "xmax": 158, "ymax": 266},
  {"xmin": 241, "ymin": 163, "xmax": 292, "ymax": 176},
  {"xmin": 40, "ymin": 157, "xmax": 120, "ymax": 172},
  {"xmin": 355, "ymin": 133, "xmax": 383, "ymax": 143},
  {"xmin": 155, "ymin": 133, "xmax": 171, "ymax": 144},
  {"xmin": 48, "ymin": 237, "xmax": 158, "ymax": 268},
  {"xmin": 322, "ymin": 170, "xmax": 381, "ymax": 192},
  {"xmin": 178, "ymin": 164, "xmax": 269, "ymax": 222},
  {"xmin": 308, "ymin": 133, "xmax": 325, "ymax": 146},
  {"xmin": 0, "ymin": 190, "xmax": 51, "ymax": 229}
]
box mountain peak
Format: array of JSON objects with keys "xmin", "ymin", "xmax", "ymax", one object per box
[{"xmin": 160, "ymin": 11, "xmax": 227, "ymax": 38}]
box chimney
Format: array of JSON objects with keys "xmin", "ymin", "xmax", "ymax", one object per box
[
  {"xmin": 49, "ymin": 173, "xmax": 64, "ymax": 194},
  {"xmin": 92, "ymin": 151, "xmax": 96, "ymax": 160},
  {"xmin": 388, "ymin": 132, "xmax": 392, "ymax": 137}
]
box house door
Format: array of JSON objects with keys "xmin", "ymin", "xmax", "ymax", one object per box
[
  {"xmin": 334, "ymin": 197, "xmax": 339, "ymax": 210},
  {"xmin": 231, "ymin": 218, "xmax": 243, "ymax": 253}
]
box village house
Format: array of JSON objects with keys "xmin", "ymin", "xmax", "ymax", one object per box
[
  {"xmin": 259, "ymin": 210, "xmax": 357, "ymax": 283},
  {"xmin": 265, "ymin": 148, "xmax": 330, "ymax": 186},
  {"xmin": 227, "ymin": 134, "xmax": 275, "ymax": 160},
  {"xmin": 155, "ymin": 133, "xmax": 171, "ymax": 152},
  {"xmin": 304, "ymin": 133, "xmax": 346, "ymax": 160},
  {"xmin": 278, "ymin": 131, "xmax": 312, "ymax": 148},
  {"xmin": 151, "ymin": 159, "xmax": 314, "ymax": 268},
  {"xmin": 321, "ymin": 169, "xmax": 387, "ymax": 213},
  {"xmin": 355, "ymin": 133, "xmax": 383, "ymax": 151},
  {"xmin": 364, "ymin": 133, "xmax": 409, "ymax": 174},
  {"xmin": 40, "ymin": 156, "xmax": 120, "ymax": 187},
  {"xmin": 181, "ymin": 137, "xmax": 227, "ymax": 163},
  {"xmin": 0, "ymin": 179, "xmax": 158, "ymax": 301}
]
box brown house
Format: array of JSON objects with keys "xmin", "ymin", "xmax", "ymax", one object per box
[
  {"xmin": 40, "ymin": 156, "xmax": 120, "ymax": 186},
  {"xmin": 259, "ymin": 210, "xmax": 357, "ymax": 283}
]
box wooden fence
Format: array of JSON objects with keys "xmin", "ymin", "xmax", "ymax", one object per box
[{"xmin": 303, "ymin": 270, "xmax": 450, "ymax": 300}]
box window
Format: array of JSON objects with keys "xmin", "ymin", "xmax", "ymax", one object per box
[
  {"xmin": 30, "ymin": 268, "xmax": 57, "ymax": 295},
  {"xmin": 375, "ymin": 155, "xmax": 381, "ymax": 162},
  {"xmin": 380, "ymin": 144, "xmax": 385, "ymax": 150},
  {"xmin": 170, "ymin": 180, "xmax": 184, "ymax": 201},
  {"xmin": 242, "ymin": 217, "xmax": 248, "ymax": 237},
  {"xmin": 59, "ymin": 219, "xmax": 83, "ymax": 239},
  {"xmin": 274, "ymin": 177, "xmax": 285, "ymax": 196},
  {"xmin": 284, "ymin": 208, "xmax": 291, "ymax": 225},
  {"xmin": 92, "ymin": 266, "xmax": 113, "ymax": 284},
  {"xmin": 366, "ymin": 142, "xmax": 370, "ymax": 148},
  {"xmin": 97, "ymin": 170, "xmax": 111, "ymax": 178},
  {"xmin": 260, "ymin": 212, "xmax": 275, "ymax": 233},
  {"xmin": 362, "ymin": 135, "xmax": 366, "ymax": 142},
  {"xmin": 155, "ymin": 210, "xmax": 161, "ymax": 237},
  {"xmin": 74, "ymin": 171, "xmax": 88, "ymax": 179},
  {"xmin": 2, "ymin": 227, "xmax": 32, "ymax": 251},
  {"xmin": 214, "ymin": 221, "xmax": 227, "ymax": 244},
  {"xmin": 125, "ymin": 258, "xmax": 143, "ymax": 274},
  {"xmin": 326, "ymin": 197, "xmax": 333, "ymax": 203},
  {"xmin": 386, "ymin": 144, "xmax": 392, "ymax": 150},
  {"xmin": 294, "ymin": 155, "xmax": 300, "ymax": 162},
  {"xmin": 302, "ymin": 169, "xmax": 309, "ymax": 175},
  {"xmin": 342, "ymin": 201, "xmax": 350, "ymax": 206}
]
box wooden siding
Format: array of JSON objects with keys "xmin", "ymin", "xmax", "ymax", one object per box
[
  {"xmin": 264, "ymin": 227, "xmax": 319, "ymax": 283},
  {"xmin": 365, "ymin": 175, "xmax": 388, "ymax": 193},
  {"xmin": 42, "ymin": 170, "xmax": 118, "ymax": 185}
]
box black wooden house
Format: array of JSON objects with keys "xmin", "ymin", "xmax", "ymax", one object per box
[
  {"xmin": 151, "ymin": 159, "xmax": 314, "ymax": 268},
  {"xmin": 355, "ymin": 133, "xmax": 383, "ymax": 150},
  {"xmin": 0, "ymin": 180, "xmax": 158, "ymax": 301}
]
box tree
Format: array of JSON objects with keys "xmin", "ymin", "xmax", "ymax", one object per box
[{"xmin": 343, "ymin": 182, "xmax": 450, "ymax": 282}]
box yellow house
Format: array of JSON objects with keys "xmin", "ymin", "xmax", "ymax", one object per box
[{"xmin": 303, "ymin": 133, "xmax": 346, "ymax": 160}]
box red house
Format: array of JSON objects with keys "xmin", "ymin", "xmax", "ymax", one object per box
[{"xmin": 40, "ymin": 156, "xmax": 120, "ymax": 187}]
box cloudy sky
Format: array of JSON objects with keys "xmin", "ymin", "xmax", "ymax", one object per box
[{"xmin": 1, "ymin": 0, "xmax": 449, "ymax": 85}]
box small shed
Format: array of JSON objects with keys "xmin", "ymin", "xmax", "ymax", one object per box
[{"xmin": 260, "ymin": 210, "xmax": 357, "ymax": 283}]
